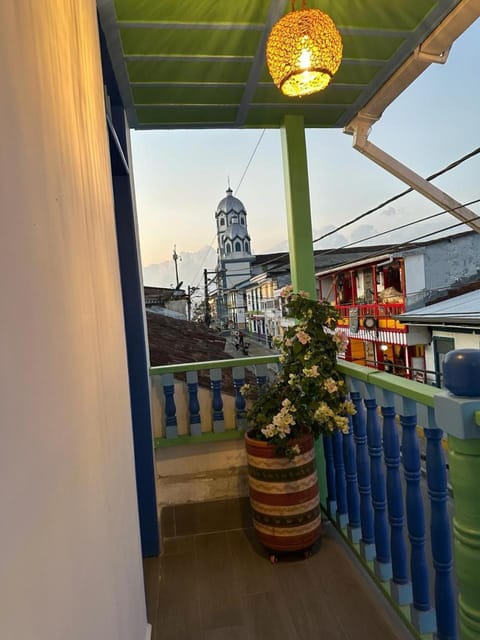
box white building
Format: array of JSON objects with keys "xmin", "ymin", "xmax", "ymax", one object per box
[
  {"xmin": 215, "ymin": 188, "xmax": 254, "ymax": 326},
  {"xmin": 397, "ymin": 287, "xmax": 480, "ymax": 386}
]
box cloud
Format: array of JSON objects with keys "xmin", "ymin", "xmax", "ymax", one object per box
[{"xmin": 381, "ymin": 206, "xmax": 397, "ymax": 217}]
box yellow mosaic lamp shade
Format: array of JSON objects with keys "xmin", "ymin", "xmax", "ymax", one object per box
[{"xmin": 266, "ymin": 8, "xmax": 343, "ymax": 98}]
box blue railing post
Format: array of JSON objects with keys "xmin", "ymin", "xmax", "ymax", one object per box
[
  {"xmin": 186, "ymin": 371, "xmax": 201, "ymax": 436},
  {"xmin": 434, "ymin": 349, "xmax": 480, "ymax": 640},
  {"xmin": 210, "ymin": 368, "xmax": 225, "ymax": 433},
  {"xmin": 161, "ymin": 373, "xmax": 178, "ymax": 439},
  {"xmin": 323, "ymin": 434, "xmax": 337, "ymax": 517},
  {"xmin": 365, "ymin": 388, "xmax": 392, "ymax": 582},
  {"xmin": 396, "ymin": 396, "xmax": 436, "ymax": 634},
  {"xmin": 254, "ymin": 363, "xmax": 268, "ymax": 387},
  {"xmin": 342, "ymin": 413, "xmax": 361, "ymax": 543},
  {"xmin": 332, "ymin": 429, "xmax": 348, "ymax": 529},
  {"xmin": 377, "ymin": 388, "xmax": 412, "ymax": 608},
  {"xmin": 350, "ymin": 388, "xmax": 375, "ymax": 561},
  {"xmin": 421, "ymin": 406, "xmax": 457, "ymax": 640},
  {"xmin": 233, "ymin": 366, "xmax": 247, "ymax": 431}
]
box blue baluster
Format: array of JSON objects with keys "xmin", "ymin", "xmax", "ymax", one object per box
[
  {"xmin": 332, "ymin": 429, "xmax": 348, "ymax": 529},
  {"xmin": 379, "ymin": 389, "xmax": 412, "ymax": 606},
  {"xmin": 351, "ymin": 389, "xmax": 375, "ymax": 561},
  {"xmin": 365, "ymin": 392, "xmax": 392, "ymax": 582},
  {"xmin": 254, "ymin": 363, "xmax": 268, "ymax": 388},
  {"xmin": 233, "ymin": 366, "xmax": 247, "ymax": 430},
  {"xmin": 161, "ymin": 373, "xmax": 178, "ymax": 439},
  {"xmin": 398, "ymin": 397, "xmax": 436, "ymax": 634},
  {"xmin": 323, "ymin": 434, "xmax": 337, "ymax": 517},
  {"xmin": 210, "ymin": 368, "xmax": 225, "ymax": 433},
  {"xmin": 423, "ymin": 407, "xmax": 457, "ymax": 640},
  {"xmin": 186, "ymin": 371, "xmax": 201, "ymax": 436},
  {"xmin": 342, "ymin": 413, "xmax": 361, "ymax": 543}
]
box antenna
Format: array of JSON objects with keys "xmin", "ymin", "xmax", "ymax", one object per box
[{"xmin": 172, "ymin": 245, "xmax": 181, "ymax": 288}]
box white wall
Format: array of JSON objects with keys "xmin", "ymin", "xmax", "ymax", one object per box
[
  {"xmin": 404, "ymin": 253, "xmax": 425, "ymax": 308},
  {"xmin": 150, "ymin": 378, "xmax": 247, "ymax": 503},
  {"xmin": 0, "ymin": 2, "xmax": 147, "ymax": 639},
  {"xmin": 424, "ymin": 330, "xmax": 480, "ymax": 384}
]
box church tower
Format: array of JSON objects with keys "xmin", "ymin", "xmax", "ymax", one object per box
[{"xmin": 215, "ymin": 187, "xmax": 254, "ymax": 326}]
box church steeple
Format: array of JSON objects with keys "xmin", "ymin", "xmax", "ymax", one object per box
[
  {"xmin": 214, "ymin": 187, "xmax": 255, "ymax": 326},
  {"xmin": 215, "ymin": 187, "xmax": 252, "ymax": 259}
]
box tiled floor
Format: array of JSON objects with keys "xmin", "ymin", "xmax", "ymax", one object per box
[{"xmin": 143, "ymin": 498, "xmax": 414, "ymax": 640}]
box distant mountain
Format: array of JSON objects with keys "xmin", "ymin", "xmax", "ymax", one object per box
[{"xmin": 143, "ymin": 245, "xmax": 217, "ymax": 289}]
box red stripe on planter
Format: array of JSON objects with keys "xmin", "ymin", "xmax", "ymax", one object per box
[{"xmin": 249, "ymin": 483, "xmax": 319, "ymax": 506}]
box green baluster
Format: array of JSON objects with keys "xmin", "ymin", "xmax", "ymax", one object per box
[{"xmin": 435, "ymin": 349, "xmax": 480, "ymax": 640}]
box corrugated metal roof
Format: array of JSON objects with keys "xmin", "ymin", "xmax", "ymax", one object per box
[{"xmin": 398, "ymin": 288, "xmax": 480, "ymax": 326}]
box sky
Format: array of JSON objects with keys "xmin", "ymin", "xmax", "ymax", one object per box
[{"xmin": 130, "ymin": 19, "xmax": 480, "ymax": 293}]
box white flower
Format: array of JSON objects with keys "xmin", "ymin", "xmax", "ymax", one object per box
[
  {"xmin": 296, "ymin": 330, "xmax": 311, "ymax": 345},
  {"xmin": 303, "ymin": 365, "xmax": 319, "ymax": 378},
  {"xmin": 261, "ymin": 424, "xmax": 276, "ymax": 438},
  {"xmin": 324, "ymin": 378, "xmax": 338, "ymax": 393}
]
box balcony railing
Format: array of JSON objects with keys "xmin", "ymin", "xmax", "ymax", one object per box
[
  {"xmin": 336, "ymin": 302, "xmax": 407, "ymax": 332},
  {"xmin": 150, "ymin": 353, "xmax": 480, "ymax": 640}
]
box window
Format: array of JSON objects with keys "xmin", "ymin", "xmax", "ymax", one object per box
[
  {"xmin": 225, "ymin": 242, "xmax": 231, "ymax": 254},
  {"xmin": 219, "ymin": 217, "xmax": 225, "ymax": 226},
  {"xmin": 244, "ymin": 241, "xmax": 249, "ymax": 252},
  {"xmin": 235, "ymin": 241, "xmax": 242, "ymax": 252},
  {"xmin": 240, "ymin": 216, "xmax": 245, "ymax": 225}
]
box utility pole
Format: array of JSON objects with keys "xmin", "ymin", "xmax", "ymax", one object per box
[
  {"xmin": 187, "ymin": 285, "xmax": 198, "ymax": 322},
  {"xmin": 204, "ymin": 268, "xmax": 211, "ymax": 326},
  {"xmin": 172, "ymin": 245, "xmax": 180, "ymax": 288}
]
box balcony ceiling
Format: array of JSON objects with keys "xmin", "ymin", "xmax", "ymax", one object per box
[{"xmin": 97, "ymin": 0, "xmax": 467, "ymax": 130}]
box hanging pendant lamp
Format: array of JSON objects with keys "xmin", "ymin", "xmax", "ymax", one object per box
[{"xmin": 266, "ymin": 1, "xmax": 343, "ymax": 98}]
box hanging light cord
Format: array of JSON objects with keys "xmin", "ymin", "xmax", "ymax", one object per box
[{"xmin": 291, "ymin": 0, "xmax": 307, "ymax": 9}]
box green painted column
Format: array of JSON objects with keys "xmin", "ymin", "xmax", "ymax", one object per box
[
  {"xmin": 280, "ymin": 115, "xmax": 316, "ymax": 299},
  {"xmin": 448, "ymin": 436, "xmax": 480, "ymax": 640},
  {"xmin": 434, "ymin": 350, "xmax": 480, "ymax": 639},
  {"xmin": 281, "ymin": 115, "xmax": 327, "ymax": 505}
]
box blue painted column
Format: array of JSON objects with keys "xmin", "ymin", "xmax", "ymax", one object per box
[
  {"xmin": 396, "ymin": 396, "xmax": 436, "ymax": 634},
  {"xmin": 342, "ymin": 413, "xmax": 361, "ymax": 544},
  {"xmin": 186, "ymin": 371, "xmax": 201, "ymax": 436},
  {"xmin": 365, "ymin": 392, "xmax": 392, "ymax": 582},
  {"xmin": 210, "ymin": 368, "xmax": 225, "ymax": 432},
  {"xmin": 332, "ymin": 430, "xmax": 348, "ymax": 528},
  {"xmin": 233, "ymin": 366, "xmax": 247, "ymax": 431},
  {"xmin": 110, "ymin": 105, "xmax": 159, "ymax": 557},
  {"xmin": 435, "ymin": 349, "xmax": 480, "ymax": 640},
  {"xmin": 350, "ymin": 389, "xmax": 375, "ymax": 560},
  {"xmin": 323, "ymin": 435, "xmax": 337, "ymax": 517},
  {"xmin": 377, "ymin": 388, "xmax": 412, "ymax": 606}
]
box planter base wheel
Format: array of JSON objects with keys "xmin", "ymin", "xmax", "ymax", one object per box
[{"xmin": 267, "ymin": 545, "xmax": 314, "ymax": 563}]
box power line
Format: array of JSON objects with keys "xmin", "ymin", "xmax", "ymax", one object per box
[
  {"xmin": 318, "ymin": 212, "xmax": 480, "ymax": 275},
  {"xmin": 312, "ymin": 145, "xmax": 480, "ymax": 244},
  {"xmin": 191, "ymin": 238, "xmax": 217, "ymax": 290},
  {"xmin": 253, "ymin": 196, "xmax": 480, "ymax": 273},
  {"xmin": 234, "ymin": 129, "xmax": 266, "ymax": 195},
  {"xmin": 318, "ymin": 197, "xmax": 480, "ymax": 258}
]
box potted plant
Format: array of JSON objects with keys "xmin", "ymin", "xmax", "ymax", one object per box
[{"xmin": 241, "ymin": 286, "xmax": 354, "ymax": 560}]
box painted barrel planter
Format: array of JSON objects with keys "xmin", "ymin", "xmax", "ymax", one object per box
[{"xmin": 245, "ymin": 431, "xmax": 321, "ymax": 552}]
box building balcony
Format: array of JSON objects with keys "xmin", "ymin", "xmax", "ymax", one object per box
[
  {"xmin": 336, "ymin": 302, "xmax": 407, "ymax": 332},
  {"xmin": 146, "ymin": 352, "xmax": 478, "ymax": 640}
]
